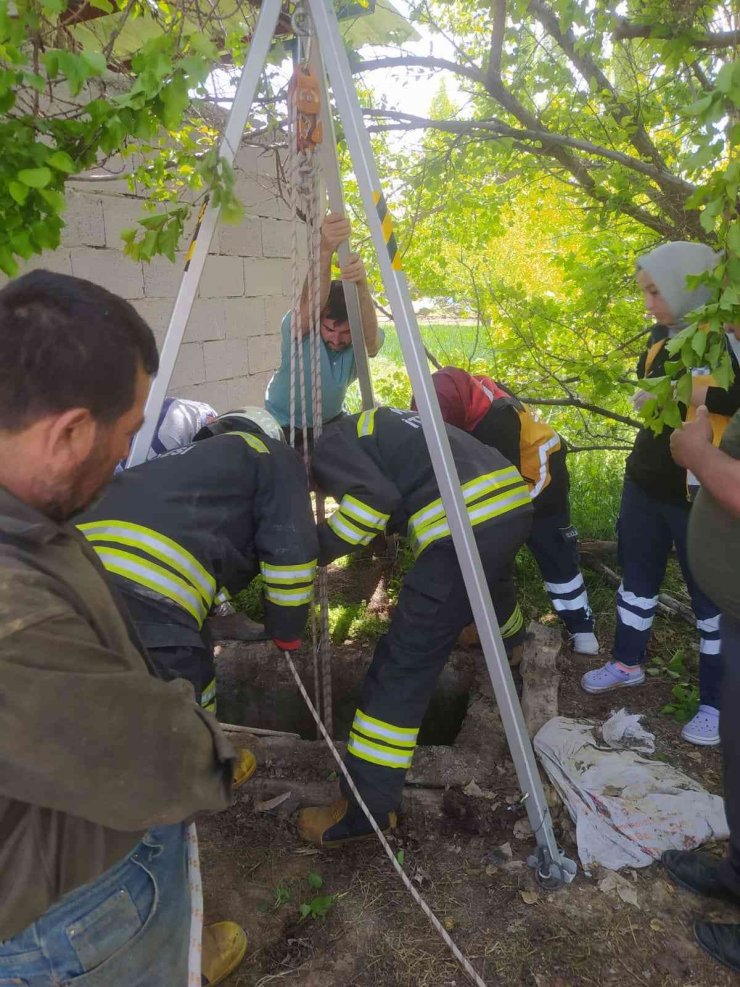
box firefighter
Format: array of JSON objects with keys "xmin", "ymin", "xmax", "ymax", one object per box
[
  {"xmin": 77, "ymin": 407, "xmax": 318, "ymax": 715},
  {"xmin": 415, "ymin": 367, "xmax": 598, "ymax": 656},
  {"xmin": 297, "ymin": 406, "xmax": 533, "ymax": 846}
]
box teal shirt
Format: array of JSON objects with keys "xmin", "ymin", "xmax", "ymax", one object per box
[{"xmin": 265, "ymin": 312, "xmax": 382, "ymax": 428}]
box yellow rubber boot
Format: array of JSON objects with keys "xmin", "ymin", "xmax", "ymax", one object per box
[
  {"xmin": 232, "ymin": 749, "xmax": 257, "ymax": 790},
  {"xmin": 201, "ymin": 922, "xmax": 247, "ymax": 986},
  {"xmin": 298, "ymin": 797, "xmax": 397, "ymax": 848}
]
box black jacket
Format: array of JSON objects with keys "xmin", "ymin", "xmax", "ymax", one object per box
[
  {"xmin": 78, "ymin": 431, "xmax": 318, "ymax": 642},
  {"xmin": 626, "ymin": 326, "xmax": 740, "ymax": 502},
  {"xmin": 312, "ymin": 407, "xmax": 532, "ymax": 564}
]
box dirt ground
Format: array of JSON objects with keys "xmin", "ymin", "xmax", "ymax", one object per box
[{"xmin": 199, "ymin": 555, "xmax": 735, "ymax": 987}]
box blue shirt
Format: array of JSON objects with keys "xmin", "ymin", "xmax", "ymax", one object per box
[{"xmin": 266, "ymin": 312, "xmax": 377, "ymax": 428}]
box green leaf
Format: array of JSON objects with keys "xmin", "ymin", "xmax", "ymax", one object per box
[
  {"xmin": 47, "ymin": 150, "xmax": 76, "ymax": 173},
  {"xmin": 81, "ymin": 50, "xmax": 108, "ymax": 75},
  {"xmin": 8, "ymin": 181, "xmax": 28, "ymax": 205},
  {"xmin": 298, "ymin": 903, "xmax": 312, "ymax": 919},
  {"xmin": 39, "ymin": 188, "xmax": 66, "ymax": 213},
  {"xmin": 307, "ymin": 872, "xmax": 323, "ymax": 889},
  {"xmin": 309, "ymin": 895, "xmax": 335, "ymax": 918},
  {"xmin": 396, "ymin": 849, "xmax": 405, "ymax": 866},
  {"xmin": 691, "ymin": 332, "xmax": 707, "ymax": 359},
  {"xmin": 18, "ymin": 167, "xmax": 52, "ymax": 188}
]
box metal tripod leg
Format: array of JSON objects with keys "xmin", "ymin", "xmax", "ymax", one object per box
[
  {"xmin": 310, "ymin": 43, "xmax": 374, "ymax": 410},
  {"xmin": 309, "ymin": 0, "xmax": 575, "ymax": 885},
  {"xmin": 126, "ymin": 0, "xmax": 283, "ymax": 466}
]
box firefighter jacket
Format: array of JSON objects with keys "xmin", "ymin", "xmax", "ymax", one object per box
[
  {"xmin": 626, "ymin": 326, "xmax": 740, "ymax": 502},
  {"xmin": 77, "ymin": 432, "xmax": 318, "ymax": 642},
  {"xmin": 470, "ymin": 383, "xmax": 562, "ymax": 499},
  {"xmin": 312, "ymin": 407, "xmax": 532, "ymax": 565}
]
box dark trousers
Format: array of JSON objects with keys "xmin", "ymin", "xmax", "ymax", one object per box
[
  {"xmin": 121, "ymin": 590, "xmax": 216, "ymax": 712},
  {"xmin": 614, "ymin": 480, "xmax": 722, "ymax": 707},
  {"xmin": 528, "ymin": 510, "xmax": 593, "ymax": 635},
  {"xmin": 719, "ymin": 614, "xmax": 740, "ymax": 896},
  {"xmin": 527, "ymin": 448, "xmax": 592, "ymax": 635},
  {"xmin": 343, "ymin": 511, "xmax": 532, "ymax": 816}
]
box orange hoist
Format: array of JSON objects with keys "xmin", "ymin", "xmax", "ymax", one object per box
[{"xmin": 289, "ymin": 64, "xmax": 323, "ymax": 150}]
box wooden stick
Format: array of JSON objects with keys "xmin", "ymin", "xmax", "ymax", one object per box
[
  {"xmin": 218, "ymin": 722, "xmax": 301, "ymax": 739},
  {"xmin": 580, "ymin": 556, "xmax": 694, "ymax": 625}
]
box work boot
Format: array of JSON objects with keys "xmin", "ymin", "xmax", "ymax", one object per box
[
  {"xmin": 694, "ymin": 921, "xmax": 740, "ymax": 974},
  {"xmin": 298, "ymin": 797, "xmax": 397, "ymax": 847},
  {"xmin": 662, "ymin": 850, "xmax": 739, "ymax": 903},
  {"xmin": 201, "ymin": 922, "xmax": 247, "ymax": 986},
  {"xmin": 232, "ymin": 749, "xmax": 257, "ymax": 789}
]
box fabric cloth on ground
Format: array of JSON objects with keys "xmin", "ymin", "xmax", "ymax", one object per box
[{"xmin": 534, "ymin": 709, "xmax": 728, "ymax": 872}]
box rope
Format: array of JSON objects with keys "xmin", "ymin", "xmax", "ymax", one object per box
[{"xmin": 282, "ymin": 650, "xmax": 489, "ymax": 987}]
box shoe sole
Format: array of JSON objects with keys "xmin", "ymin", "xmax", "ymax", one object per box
[
  {"xmin": 694, "ymin": 923, "xmax": 740, "ymax": 974},
  {"xmin": 664, "ymin": 860, "xmax": 735, "ymax": 902},
  {"xmin": 681, "ymin": 732, "xmax": 720, "ymax": 747},
  {"xmin": 581, "ymin": 673, "xmax": 645, "ymax": 695},
  {"xmin": 319, "ymin": 825, "xmax": 395, "ymax": 849}
]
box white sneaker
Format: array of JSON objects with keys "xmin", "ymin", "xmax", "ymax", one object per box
[
  {"xmin": 681, "ymin": 706, "xmax": 720, "ymax": 747},
  {"xmin": 572, "ymin": 631, "xmax": 599, "ymax": 656}
]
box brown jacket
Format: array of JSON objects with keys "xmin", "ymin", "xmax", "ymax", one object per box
[{"xmin": 0, "ymin": 486, "xmax": 235, "ymax": 940}]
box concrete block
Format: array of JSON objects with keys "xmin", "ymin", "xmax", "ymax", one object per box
[
  {"xmin": 172, "ymin": 380, "xmax": 230, "ymax": 413},
  {"xmin": 223, "ymin": 297, "xmax": 266, "ymax": 339},
  {"xmin": 235, "ymin": 145, "xmax": 261, "ymax": 175},
  {"xmin": 20, "ymin": 249, "xmax": 74, "ymax": 277},
  {"xmin": 204, "ymin": 338, "xmax": 249, "ymax": 381},
  {"xmin": 255, "ymin": 146, "xmax": 282, "ymax": 178},
  {"xmin": 60, "ymin": 190, "xmax": 106, "ymax": 248},
  {"xmin": 247, "ymin": 333, "xmax": 281, "ymax": 375},
  {"xmin": 185, "ymin": 299, "xmax": 227, "ymax": 343},
  {"xmin": 264, "ymin": 295, "xmax": 292, "ymax": 333},
  {"xmin": 227, "ymin": 370, "xmax": 272, "ymax": 408},
  {"xmin": 130, "ymin": 298, "xmax": 174, "ymax": 347},
  {"xmin": 170, "ymin": 342, "xmax": 205, "ymax": 389},
  {"xmin": 200, "ymin": 255, "xmax": 245, "ymax": 299},
  {"xmin": 102, "ymin": 194, "xmax": 147, "ymax": 249},
  {"xmin": 142, "ymin": 253, "xmax": 186, "ymax": 298},
  {"xmin": 215, "ymin": 215, "xmax": 262, "ymax": 257},
  {"xmin": 261, "ymin": 218, "xmax": 293, "ymax": 258},
  {"xmin": 70, "ymin": 248, "xmax": 144, "ymax": 298},
  {"xmin": 243, "ymin": 257, "xmax": 292, "ymax": 297}
]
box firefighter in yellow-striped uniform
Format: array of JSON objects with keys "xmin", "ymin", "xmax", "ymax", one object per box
[
  {"xmin": 77, "ymin": 408, "xmax": 318, "ymax": 715},
  {"xmin": 298, "ymin": 406, "xmax": 533, "ymax": 846},
  {"xmin": 416, "ymin": 367, "xmax": 598, "ymax": 656}
]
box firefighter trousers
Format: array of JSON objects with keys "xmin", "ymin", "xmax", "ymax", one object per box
[
  {"xmin": 121, "ymin": 590, "xmax": 217, "ymax": 712},
  {"xmin": 614, "ymin": 479, "xmax": 721, "ymax": 707},
  {"xmin": 342, "ymin": 511, "xmax": 532, "ymax": 817},
  {"xmin": 526, "ymin": 447, "xmax": 593, "ymax": 636}
]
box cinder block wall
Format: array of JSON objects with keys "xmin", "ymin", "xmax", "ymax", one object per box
[{"xmin": 4, "ymin": 145, "xmax": 299, "ymax": 412}]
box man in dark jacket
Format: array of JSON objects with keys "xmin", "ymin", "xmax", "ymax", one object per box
[
  {"xmin": 0, "ymin": 271, "xmax": 242, "ymax": 986},
  {"xmin": 297, "ymin": 407, "xmax": 532, "ymax": 846},
  {"xmin": 77, "ymin": 407, "xmax": 318, "ymax": 714},
  {"xmin": 662, "ymin": 399, "xmax": 740, "ymax": 972}
]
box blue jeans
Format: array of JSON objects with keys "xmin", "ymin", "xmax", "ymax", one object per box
[
  {"xmin": 0, "ymin": 823, "xmax": 189, "ymax": 987},
  {"xmin": 614, "ymin": 480, "xmax": 722, "ymax": 707}
]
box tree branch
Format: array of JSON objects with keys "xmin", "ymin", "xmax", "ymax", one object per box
[
  {"xmin": 518, "ymin": 395, "xmax": 642, "ymax": 428},
  {"xmin": 361, "ymin": 109, "xmax": 694, "ymax": 192},
  {"xmin": 486, "ymin": 0, "xmax": 507, "ymax": 92},
  {"xmin": 613, "ymin": 19, "xmax": 740, "ymax": 49},
  {"xmin": 529, "ymin": 0, "xmax": 668, "ymax": 175},
  {"xmin": 352, "ymin": 55, "xmax": 484, "ymax": 87}
]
